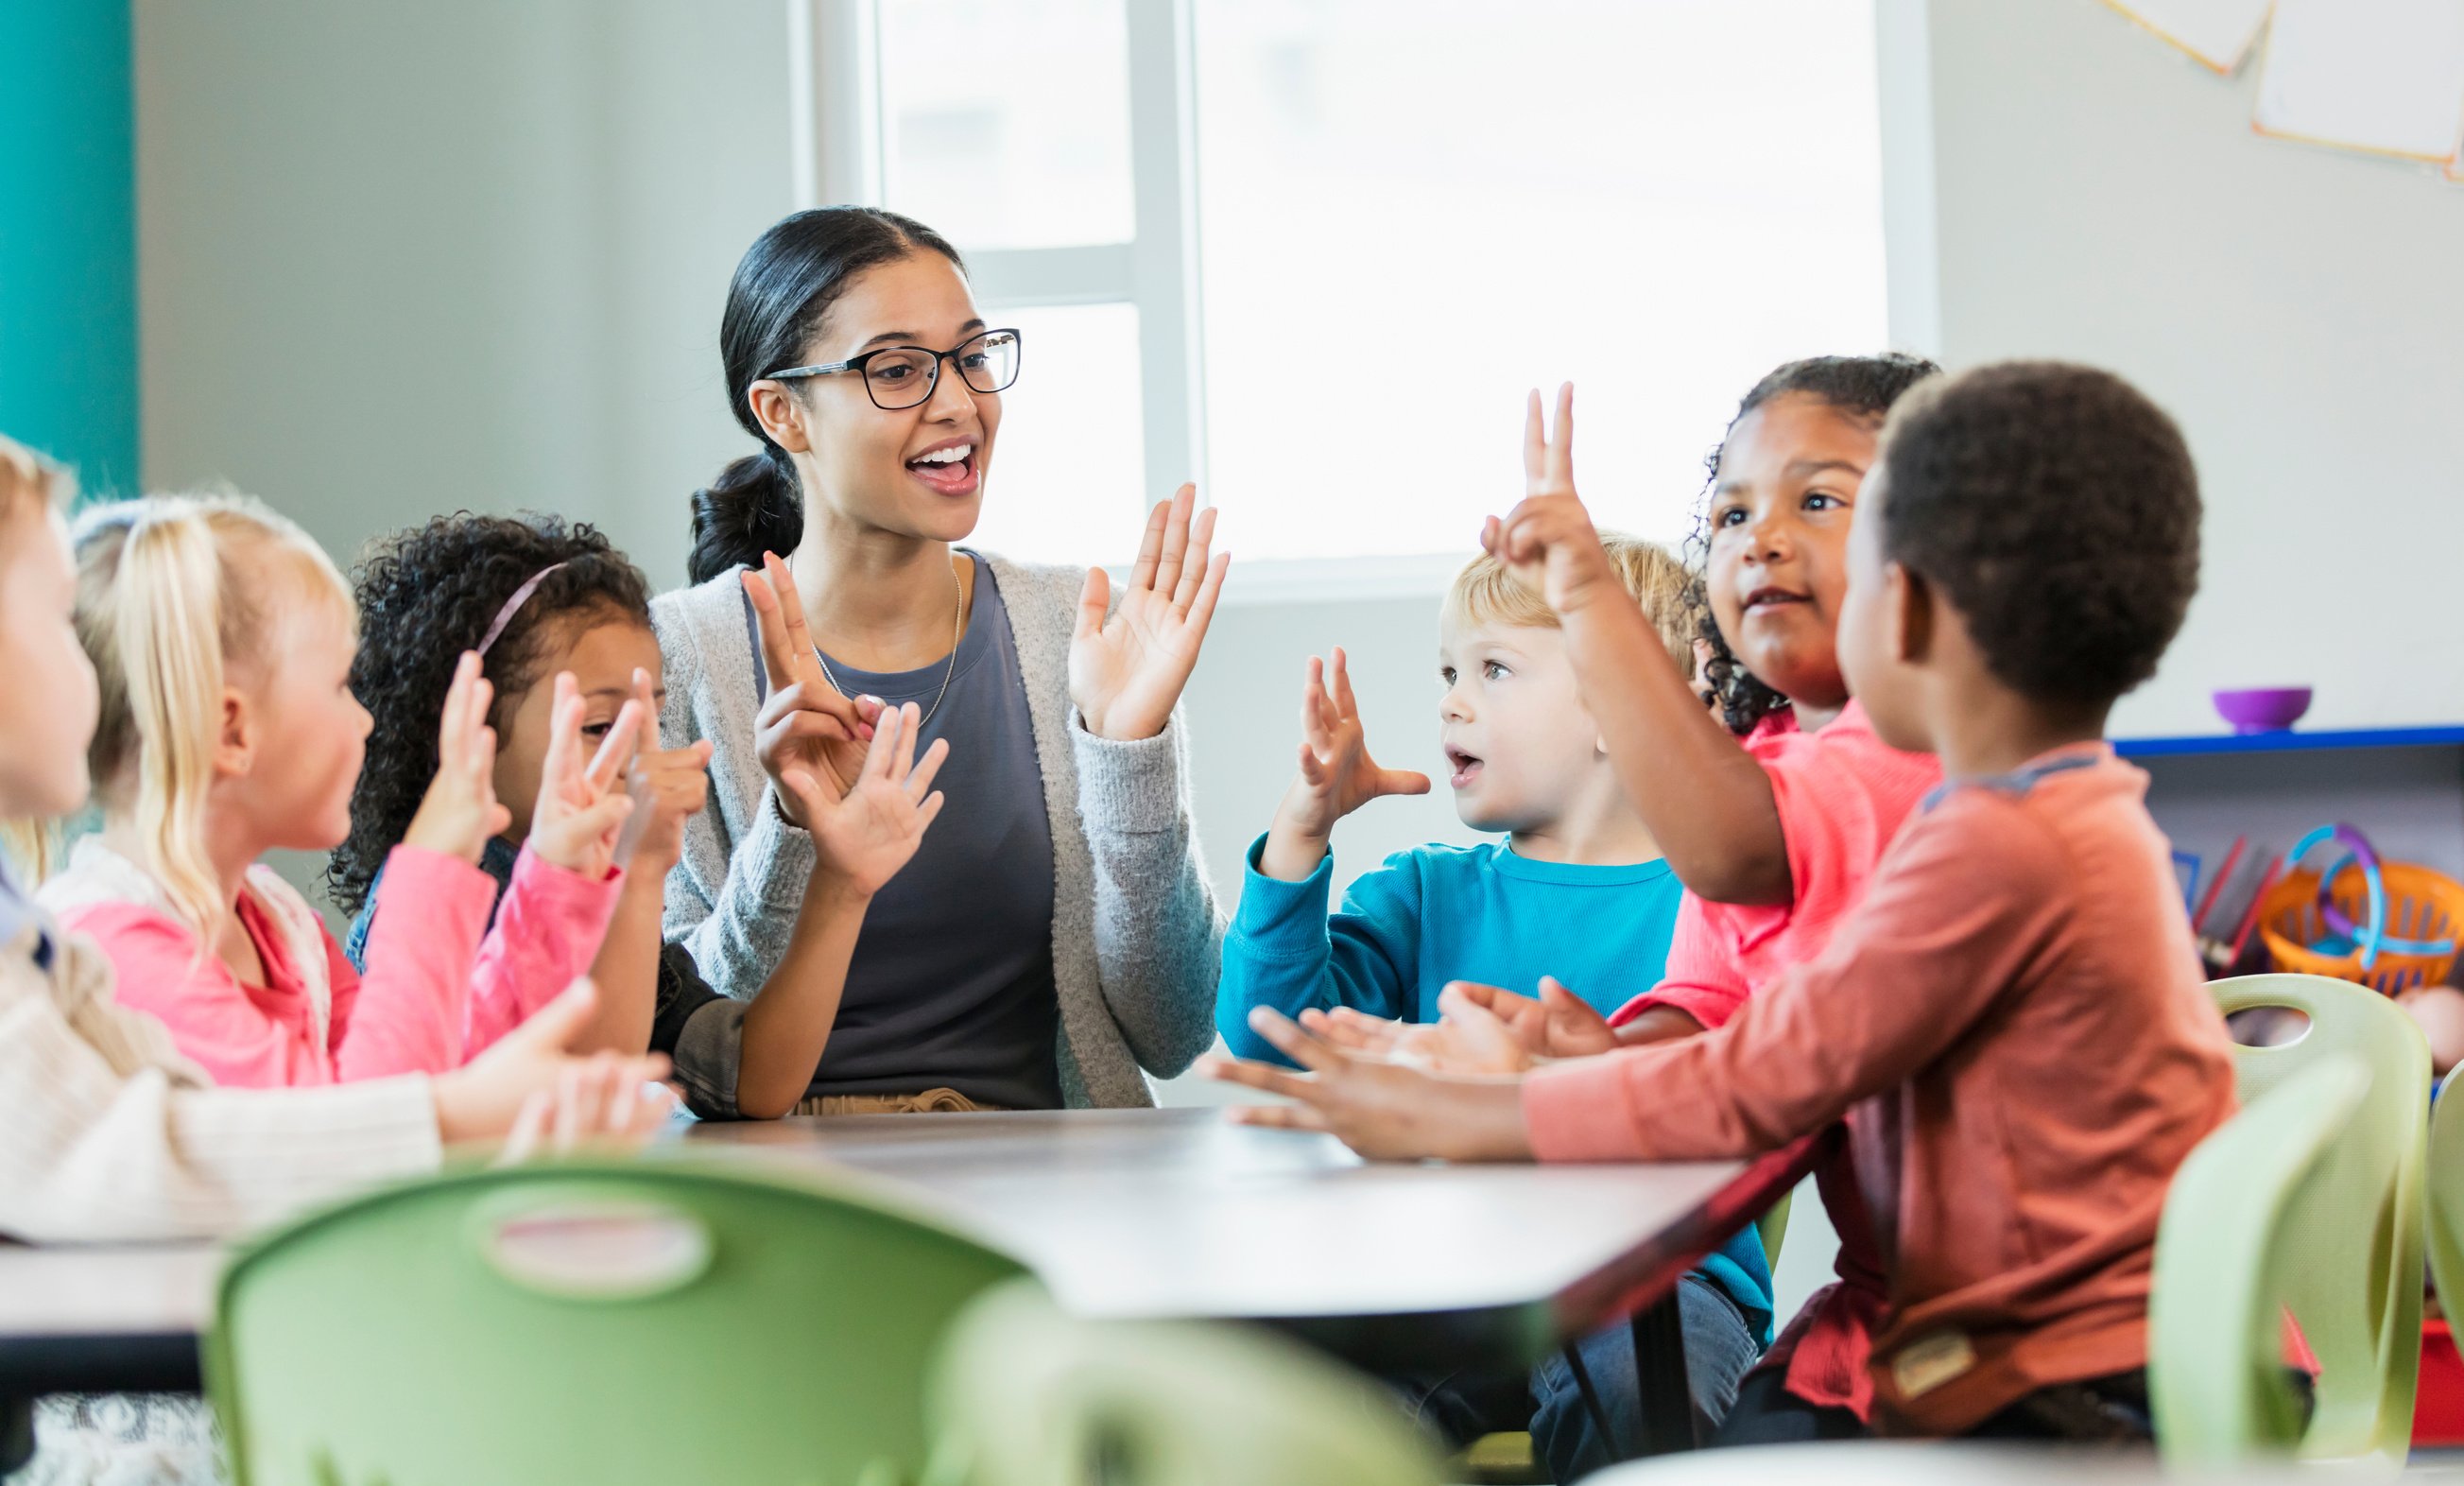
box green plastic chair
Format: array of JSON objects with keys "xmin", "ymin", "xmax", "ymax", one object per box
[
  {"xmin": 2197, "ymin": 973, "xmax": 2431, "ymax": 1463},
  {"xmin": 206, "ymin": 1155, "xmax": 1034, "ymax": 1486},
  {"xmin": 927, "ymin": 1279, "xmax": 1442, "ymax": 1486},
  {"xmin": 2422, "ymin": 1064, "xmax": 2464, "ymax": 1375},
  {"xmin": 2150, "ymin": 1053, "xmax": 2368, "ymax": 1466},
  {"xmin": 1757, "ymin": 1191, "xmax": 1793, "ymax": 1269}
]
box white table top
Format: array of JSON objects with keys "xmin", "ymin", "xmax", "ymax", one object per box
[{"xmin": 0, "ymin": 1108, "xmax": 1806, "ymax": 1390}]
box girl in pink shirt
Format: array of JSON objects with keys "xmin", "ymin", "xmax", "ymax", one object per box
[{"xmin": 38, "ymin": 493, "xmax": 636, "ymax": 1089}]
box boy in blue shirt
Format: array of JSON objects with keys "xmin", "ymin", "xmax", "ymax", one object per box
[{"xmin": 1215, "ymin": 535, "xmax": 1769, "ymax": 1473}]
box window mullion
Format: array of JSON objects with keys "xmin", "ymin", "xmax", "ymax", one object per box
[
  {"xmin": 1123, "ymin": 0, "xmax": 1208, "ymax": 510},
  {"xmin": 789, "ymin": 0, "xmax": 885, "ymax": 208}
]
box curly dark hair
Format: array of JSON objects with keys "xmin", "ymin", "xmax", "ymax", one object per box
[
  {"xmin": 1683, "ymin": 352, "xmax": 1940, "ymax": 734},
  {"xmin": 325, "ymin": 513, "xmax": 653, "ymax": 913},
  {"xmin": 1876, "ymin": 361, "xmax": 2199, "ymax": 707}
]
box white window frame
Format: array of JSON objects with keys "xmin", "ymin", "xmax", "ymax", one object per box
[
  {"xmin": 789, "ymin": 0, "xmax": 1226, "ymax": 570},
  {"xmin": 790, "ymin": 0, "xmax": 1930, "ymax": 605}
]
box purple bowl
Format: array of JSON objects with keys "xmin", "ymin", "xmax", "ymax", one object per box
[{"xmin": 2213, "ymin": 686, "xmax": 2312, "ymax": 734}]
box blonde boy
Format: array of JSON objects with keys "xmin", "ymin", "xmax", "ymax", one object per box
[{"xmin": 1211, "ymin": 534, "xmax": 1767, "ymax": 1469}]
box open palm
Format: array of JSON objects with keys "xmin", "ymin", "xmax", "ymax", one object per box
[
  {"xmin": 799, "ymin": 701, "xmax": 949, "ymax": 897},
  {"xmin": 1070, "ymin": 484, "xmax": 1231, "ymax": 741},
  {"xmin": 1285, "ymin": 648, "xmax": 1429, "ymax": 838}
]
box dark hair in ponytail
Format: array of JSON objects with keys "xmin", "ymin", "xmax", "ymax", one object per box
[{"xmin": 688, "ymin": 207, "xmax": 966, "ymax": 584}]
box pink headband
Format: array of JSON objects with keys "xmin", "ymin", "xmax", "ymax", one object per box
[{"xmin": 474, "ymin": 562, "xmax": 568, "ymax": 657}]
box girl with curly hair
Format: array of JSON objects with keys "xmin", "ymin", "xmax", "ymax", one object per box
[
  {"xmin": 336, "ymin": 513, "xmax": 949, "ymax": 1119},
  {"xmin": 36, "ymin": 494, "xmax": 637, "ymax": 1089}
]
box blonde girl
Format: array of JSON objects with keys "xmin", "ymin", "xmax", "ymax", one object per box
[{"xmin": 38, "ymin": 492, "xmax": 641, "ymax": 1087}]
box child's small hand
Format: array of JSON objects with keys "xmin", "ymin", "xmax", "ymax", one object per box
[
  {"xmin": 612, "ymin": 669, "xmax": 711, "ymax": 876},
  {"xmin": 795, "ymin": 700, "xmax": 951, "ymax": 900},
  {"xmin": 527, "ymin": 672, "xmax": 643, "ymax": 878},
  {"xmin": 1261, "ymin": 648, "xmax": 1428, "ymax": 880},
  {"xmin": 1284, "ymin": 648, "xmax": 1429, "ymax": 833},
  {"xmin": 496, "ymin": 1055, "xmax": 680, "ymax": 1165},
  {"xmin": 405, "ymin": 651, "xmax": 514, "ymax": 864},
  {"xmin": 1300, "ymin": 990, "xmax": 1557, "ymax": 1077},
  {"xmin": 1448, "ymin": 976, "xmax": 1620, "ymax": 1061},
  {"xmin": 434, "ymin": 977, "xmax": 675, "ymax": 1146},
  {"xmin": 1483, "ymin": 384, "xmax": 1620, "ymax": 617},
  {"xmin": 1199, "ymin": 1009, "xmax": 1533, "ymax": 1162}
]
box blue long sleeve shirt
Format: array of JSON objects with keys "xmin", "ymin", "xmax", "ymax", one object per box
[{"xmin": 1215, "ymin": 834, "xmax": 1771, "ymax": 1331}]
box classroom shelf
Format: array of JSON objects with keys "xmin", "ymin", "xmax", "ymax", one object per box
[{"xmin": 2113, "ymin": 725, "xmax": 2464, "ymax": 760}]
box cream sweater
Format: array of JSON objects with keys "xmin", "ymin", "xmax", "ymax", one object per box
[{"xmin": 0, "ymin": 913, "xmax": 439, "ymax": 1243}]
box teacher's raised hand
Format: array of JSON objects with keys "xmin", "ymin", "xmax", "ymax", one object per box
[
  {"xmin": 1070, "ymin": 484, "xmax": 1231, "ymax": 741},
  {"xmin": 742, "ymin": 550, "xmax": 884, "ymax": 829}
]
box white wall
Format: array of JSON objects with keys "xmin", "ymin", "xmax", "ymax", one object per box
[
  {"xmin": 135, "ymin": 0, "xmax": 796, "ymax": 591},
  {"xmin": 1913, "ymin": 0, "xmax": 2464, "ymax": 738}
]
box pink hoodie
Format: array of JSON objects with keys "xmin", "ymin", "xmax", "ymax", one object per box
[{"xmin": 43, "ymin": 839, "xmax": 620, "ymax": 1087}]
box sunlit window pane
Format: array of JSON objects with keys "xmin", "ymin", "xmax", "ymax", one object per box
[
  {"xmin": 967, "ymin": 301, "xmax": 1148, "ymax": 565},
  {"xmin": 1194, "ymin": 0, "xmax": 1887, "ymax": 562},
  {"xmin": 881, "ymin": 0, "xmax": 1137, "ymax": 250}
]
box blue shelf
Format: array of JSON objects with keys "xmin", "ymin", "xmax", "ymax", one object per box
[{"xmin": 2113, "ymin": 725, "xmax": 2464, "ymax": 759}]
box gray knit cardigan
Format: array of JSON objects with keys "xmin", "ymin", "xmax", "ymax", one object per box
[{"xmin": 651, "ymin": 557, "xmax": 1224, "ymax": 1109}]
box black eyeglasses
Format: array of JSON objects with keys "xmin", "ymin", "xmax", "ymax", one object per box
[{"xmin": 763, "ymin": 327, "xmax": 1023, "ymax": 411}]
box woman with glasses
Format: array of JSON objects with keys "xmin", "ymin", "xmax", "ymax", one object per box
[{"xmin": 650, "ymin": 206, "xmax": 1229, "ymax": 1116}]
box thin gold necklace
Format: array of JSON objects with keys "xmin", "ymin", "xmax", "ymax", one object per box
[{"xmin": 812, "ymin": 556, "xmax": 965, "ymax": 729}]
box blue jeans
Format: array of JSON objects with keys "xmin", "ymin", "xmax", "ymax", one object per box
[{"xmin": 1404, "ymin": 1274, "xmax": 1766, "ymax": 1482}]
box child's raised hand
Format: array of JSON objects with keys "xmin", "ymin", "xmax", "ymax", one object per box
[
  {"xmin": 1290, "ymin": 648, "xmax": 1428, "ymax": 831},
  {"xmin": 405, "ymin": 651, "xmax": 513, "ymax": 864},
  {"xmin": 745, "ymin": 551, "xmax": 882, "ymax": 830},
  {"xmin": 527, "ymin": 672, "xmax": 642, "ymax": 878},
  {"xmin": 612, "ymin": 669, "xmax": 712, "ymax": 875},
  {"xmin": 1483, "ymin": 384, "xmax": 1620, "ymax": 617},
  {"xmin": 1260, "ymin": 649, "xmax": 1427, "ymax": 880},
  {"xmin": 795, "ymin": 700, "xmax": 950, "ymax": 900}
]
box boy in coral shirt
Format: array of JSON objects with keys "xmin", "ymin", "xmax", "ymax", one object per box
[{"xmin": 1208, "ymin": 361, "xmax": 2237, "ymax": 1443}]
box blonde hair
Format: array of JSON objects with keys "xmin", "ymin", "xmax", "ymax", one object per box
[
  {"xmin": 1445, "ymin": 532, "xmax": 1695, "ymax": 670},
  {"xmin": 70, "ymin": 492, "xmax": 353, "ymax": 943},
  {"xmin": 0, "ymin": 436, "xmax": 75, "ymax": 879}
]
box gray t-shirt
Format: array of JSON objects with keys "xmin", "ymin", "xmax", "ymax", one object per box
[{"xmin": 743, "ymin": 553, "xmax": 1061, "ymax": 1109}]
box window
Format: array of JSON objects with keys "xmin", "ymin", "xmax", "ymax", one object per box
[{"xmin": 798, "ymin": 0, "xmax": 1887, "ymax": 584}]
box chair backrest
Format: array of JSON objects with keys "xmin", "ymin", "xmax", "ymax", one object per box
[
  {"xmin": 2423, "ymin": 1067, "xmax": 2464, "ymax": 1379},
  {"xmin": 1756, "ymin": 1191, "xmax": 1792, "ymax": 1269},
  {"xmin": 927, "ymin": 1280, "xmax": 1442, "ymax": 1486},
  {"xmin": 2205, "ymin": 973, "xmax": 2432, "ymax": 1462},
  {"xmin": 2150, "ymin": 1054, "xmax": 2365, "ymax": 1466},
  {"xmin": 207, "ymin": 1155, "xmax": 1034, "ymax": 1486}
]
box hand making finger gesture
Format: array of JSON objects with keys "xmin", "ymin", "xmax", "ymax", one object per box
[
  {"xmin": 1069, "ymin": 484, "xmax": 1232, "ymax": 742},
  {"xmin": 799, "ymin": 700, "xmax": 951, "ymax": 900},
  {"xmin": 612, "ymin": 667, "xmax": 713, "ymax": 876},
  {"xmin": 404, "ymin": 652, "xmax": 514, "ymax": 863},
  {"xmin": 1481, "ymin": 384, "xmax": 1619, "ymax": 617},
  {"xmin": 744, "ymin": 550, "xmax": 884, "ymax": 829},
  {"xmin": 1259, "ymin": 648, "xmax": 1430, "ymax": 880},
  {"xmin": 526, "ymin": 671, "xmax": 644, "ymax": 878},
  {"xmin": 1199, "ymin": 1008, "xmax": 1534, "ymax": 1163}
]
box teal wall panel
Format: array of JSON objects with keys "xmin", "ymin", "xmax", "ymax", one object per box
[{"xmin": 0, "ymin": 0, "xmax": 138, "ymax": 498}]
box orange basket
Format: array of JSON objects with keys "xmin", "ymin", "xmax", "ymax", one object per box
[{"xmin": 2260, "ymin": 858, "xmax": 2464, "ymax": 994}]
